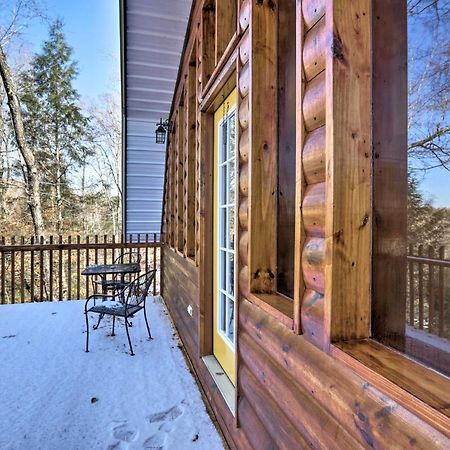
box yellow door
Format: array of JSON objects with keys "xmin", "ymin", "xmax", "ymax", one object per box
[{"xmin": 213, "ymin": 89, "xmax": 237, "ymax": 385}]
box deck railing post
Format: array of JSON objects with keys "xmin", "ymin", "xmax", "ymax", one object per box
[
  {"xmin": 1, "ymin": 236, "xmax": 5, "ymax": 304},
  {"xmin": 0, "ymin": 234, "xmax": 162, "ymax": 304},
  {"xmin": 418, "ymin": 244, "xmax": 424, "ymax": 329},
  {"xmin": 438, "ymin": 246, "xmax": 445, "ymax": 337}
]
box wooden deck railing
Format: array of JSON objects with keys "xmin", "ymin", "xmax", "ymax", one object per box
[
  {"xmin": 0, "ymin": 234, "xmax": 162, "ymax": 304},
  {"xmin": 407, "ymin": 244, "xmax": 450, "ymax": 339}
]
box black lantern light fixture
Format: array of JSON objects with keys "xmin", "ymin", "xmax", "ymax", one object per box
[{"xmin": 155, "ymin": 118, "xmax": 170, "ymax": 144}]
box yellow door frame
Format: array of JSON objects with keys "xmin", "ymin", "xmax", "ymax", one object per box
[{"xmin": 213, "ymin": 88, "xmax": 237, "ymax": 385}]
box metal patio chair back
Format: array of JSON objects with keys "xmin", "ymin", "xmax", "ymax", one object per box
[
  {"xmin": 113, "ymin": 250, "xmax": 142, "ymax": 265},
  {"xmin": 94, "ymin": 251, "xmax": 142, "ymax": 294},
  {"xmin": 85, "ymin": 270, "xmax": 156, "ymax": 356}
]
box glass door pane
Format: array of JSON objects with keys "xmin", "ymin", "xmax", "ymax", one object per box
[{"xmin": 217, "ymin": 109, "xmax": 237, "ymax": 347}]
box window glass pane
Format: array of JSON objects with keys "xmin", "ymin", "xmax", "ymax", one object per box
[
  {"xmin": 220, "ymin": 165, "xmax": 227, "ymax": 205},
  {"xmin": 220, "ymin": 208, "xmax": 226, "ymax": 248},
  {"xmin": 228, "ymin": 251, "xmax": 234, "ymax": 296},
  {"xmin": 228, "ymin": 112, "xmax": 236, "ymax": 159},
  {"xmin": 373, "ymin": 2, "xmax": 450, "ymax": 378},
  {"xmin": 221, "ymin": 120, "xmax": 228, "ymax": 163},
  {"xmin": 220, "ymin": 293, "xmax": 226, "ymax": 333},
  {"xmin": 220, "ymin": 250, "xmax": 226, "ymax": 289},
  {"xmin": 406, "ymin": 2, "xmax": 450, "ymax": 376},
  {"xmin": 229, "ymin": 157, "xmax": 236, "ymax": 205},
  {"xmin": 228, "ymin": 207, "xmax": 235, "ymax": 251},
  {"xmin": 227, "ymin": 299, "xmax": 235, "ymax": 343}
]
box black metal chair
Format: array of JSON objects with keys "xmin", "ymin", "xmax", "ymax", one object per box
[
  {"xmin": 93, "ymin": 251, "xmax": 142, "ymax": 294},
  {"xmin": 85, "ymin": 270, "xmax": 156, "ymax": 356}
]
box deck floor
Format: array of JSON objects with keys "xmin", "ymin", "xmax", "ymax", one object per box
[{"xmin": 0, "ymin": 298, "xmax": 224, "ymax": 450}]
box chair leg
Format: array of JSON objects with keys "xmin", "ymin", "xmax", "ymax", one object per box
[
  {"xmin": 112, "ymin": 316, "xmax": 116, "ymax": 336},
  {"xmin": 144, "ymin": 301, "xmax": 152, "ymax": 339},
  {"xmin": 93, "ymin": 313, "xmax": 104, "ymax": 330},
  {"xmin": 85, "ymin": 312, "xmax": 90, "ymax": 353},
  {"xmin": 125, "ymin": 316, "xmax": 134, "ymax": 356}
]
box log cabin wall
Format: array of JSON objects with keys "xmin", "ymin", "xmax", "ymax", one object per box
[{"xmin": 161, "ymin": 0, "xmax": 450, "ymax": 448}]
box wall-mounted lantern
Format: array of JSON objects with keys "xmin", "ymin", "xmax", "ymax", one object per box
[{"xmin": 155, "ymin": 118, "xmax": 171, "ymax": 144}]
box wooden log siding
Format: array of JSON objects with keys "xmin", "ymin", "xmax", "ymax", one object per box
[
  {"xmin": 248, "ymin": 0, "xmax": 278, "ymax": 294},
  {"xmin": 185, "ymin": 50, "xmax": 197, "ymax": 259},
  {"xmin": 159, "ymin": 1, "xmax": 450, "ymax": 449},
  {"xmin": 295, "ymin": 0, "xmax": 327, "ymax": 347},
  {"xmin": 195, "ymin": 35, "xmax": 202, "ymax": 265},
  {"xmin": 176, "ymin": 106, "xmax": 185, "ymax": 253},
  {"xmin": 238, "ymin": 26, "xmax": 250, "ymax": 313}
]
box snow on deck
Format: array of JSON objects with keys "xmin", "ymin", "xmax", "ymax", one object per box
[{"xmin": 0, "ymin": 298, "xmax": 225, "ymax": 450}]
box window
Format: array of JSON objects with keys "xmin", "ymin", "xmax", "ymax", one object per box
[
  {"xmin": 217, "ymin": 108, "xmax": 237, "ymax": 345},
  {"xmin": 372, "ymin": 1, "xmax": 450, "ymax": 377}
]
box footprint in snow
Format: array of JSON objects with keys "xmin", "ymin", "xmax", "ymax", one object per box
[
  {"xmin": 112, "ymin": 423, "xmax": 139, "ymax": 442},
  {"xmin": 144, "ymin": 404, "xmax": 184, "ymax": 449},
  {"xmin": 107, "ymin": 421, "xmax": 139, "ymax": 450},
  {"xmin": 107, "ymin": 441, "xmax": 129, "ymax": 450}
]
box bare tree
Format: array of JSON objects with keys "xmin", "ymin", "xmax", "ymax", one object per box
[
  {"xmin": 408, "ymin": 0, "xmax": 450, "ymax": 172},
  {"xmin": 0, "ymin": 0, "xmax": 43, "ymax": 46},
  {"xmin": 86, "ymin": 92, "xmax": 122, "ymax": 234},
  {"xmin": 0, "ymin": 44, "xmax": 44, "ymax": 236}
]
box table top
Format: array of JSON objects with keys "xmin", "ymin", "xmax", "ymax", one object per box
[{"xmin": 81, "ymin": 263, "xmax": 141, "ymax": 276}]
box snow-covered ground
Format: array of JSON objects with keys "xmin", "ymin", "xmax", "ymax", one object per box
[{"xmin": 0, "ymin": 298, "xmax": 225, "ymax": 450}]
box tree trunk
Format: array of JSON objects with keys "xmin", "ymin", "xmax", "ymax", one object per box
[
  {"xmin": 55, "ymin": 145, "xmax": 63, "ymax": 234},
  {"xmin": 0, "ymin": 92, "xmax": 7, "ymax": 220},
  {"xmin": 0, "ymin": 44, "xmax": 45, "ymax": 237}
]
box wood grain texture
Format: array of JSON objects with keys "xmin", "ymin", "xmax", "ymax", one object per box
[
  {"xmin": 185, "ymin": 56, "xmax": 197, "ymax": 258},
  {"xmin": 239, "ymin": 231, "xmax": 249, "ymax": 266},
  {"xmin": 238, "ymin": 94, "xmax": 249, "ymax": 129},
  {"xmin": 302, "ymin": 0, "xmax": 325, "ymax": 30},
  {"xmin": 303, "ymin": 125, "xmax": 326, "ymax": 184},
  {"xmin": 198, "ymin": 111, "xmax": 214, "ymax": 356},
  {"xmin": 303, "ymin": 69, "xmax": 326, "ymax": 132},
  {"xmin": 301, "ymin": 289, "xmax": 325, "ymax": 348},
  {"xmin": 294, "ymin": 0, "xmax": 307, "ymax": 334},
  {"xmin": 239, "ymin": 31, "xmax": 250, "ymax": 65},
  {"xmin": 239, "ymin": 265, "xmax": 250, "ymax": 298},
  {"xmin": 238, "ymin": 197, "xmax": 248, "ymax": 230},
  {"xmin": 215, "ymin": 0, "xmax": 237, "ymax": 65},
  {"xmin": 240, "ymin": 299, "xmax": 450, "ymax": 449},
  {"xmin": 177, "ymin": 106, "xmax": 185, "ymax": 253},
  {"xmin": 277, "ymin": 0, "xmax": 296, "ymax": 299},
  {"xmin": 201, "ymin": 0, "xmax": 216, "ymax": 88},
  {"xmin": 333, "ymin": 341, "xmax": 450, "ymax": 439},
  {"xmin": 160, "ymin": 2, "xmax": 450, "ymax": 449},
  {"xmin": 303, "ymin": 16, "xmax": 326, "ymax": 82},
  {"xmin": 162, "ymin": 246, "xmax": 251, "ymax": 450},
  {"xmin": 239, "ymin": 331, "xmax": 359, "ymax": 449},
  {"xmin": 239, "ymin": 0, "xmax": 250, "ymax": 31},
  {"xmin": 324, "ymin": 0, "xmax": 372, "ymax": 342},
  {"xmin": 238, "ymin": 127, "xmax": 249, "ymax": 163},
  {"xmin": 239, "ymin": 163, "xmax": 249, "ymax": 196},
  {"xmin": 302, "ymin": 182, "xmax": 326, "ymax": 238},
  {"xmin": 372, "ymin": 0, "xmax": 408, "ymax": 350},
  {"xmin": 335, "ymin": 339, "xmax": 450, "ymax": 420},
  {"xmin": 238, "ymin": 62, "xmax": 250, "ymax": 98},
  {"xmin": 249, "ymin": 0, "xmax": 278, "ymax": 293},
  {"xmin": 247, "ymin": 292, "xmax": 293, "ymax": 329},
  {"xmin": 302, "ymin": 237, "xmax": 325, "ymax": 294},
  {"xmin": 239, "ymin": 364, "xmax": 311, "ymax": 450}
]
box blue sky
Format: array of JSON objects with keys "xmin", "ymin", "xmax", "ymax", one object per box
[
  {"xmin": 23, "ymin": 0, "xmax": 120, "ymax": 101},
  {"xmin": 3, "ymin": 0, "xmax": 449, "ymax": 208}
]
